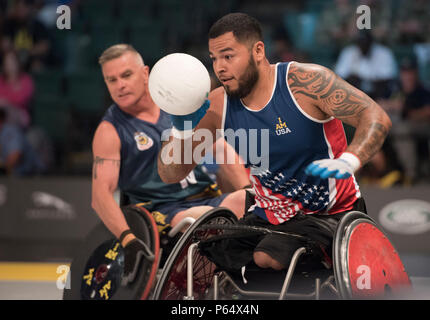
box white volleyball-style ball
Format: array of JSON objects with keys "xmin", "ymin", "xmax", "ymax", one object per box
[{"xmin": 148, "ymin": 53, "xmax": 211, "ymax": 116}]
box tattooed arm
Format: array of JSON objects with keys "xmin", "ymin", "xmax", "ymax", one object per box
[
  {"xmin": 288, "ymin": 62, "xmax": 392, "ymax": 166},
  {"xmin": 91, "ymin": 121, "xmax": 135, "ymax": 245}
]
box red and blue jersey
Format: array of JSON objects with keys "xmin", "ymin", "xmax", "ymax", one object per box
[{"xmin": 222, "ymin": 62, "xmax": 360, "ymax": 225}]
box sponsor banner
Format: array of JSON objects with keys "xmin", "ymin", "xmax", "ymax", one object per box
[
  {"xmin": 0, "ymin": 177, "xmax": 100, "ymax": 240},
  {"xmin": 0, "ymin": 178, "xmax": 428, "ymax": 258},
  {"xmin": 361, "ymin": 186, "xmax": 430, "ymax": 254}
]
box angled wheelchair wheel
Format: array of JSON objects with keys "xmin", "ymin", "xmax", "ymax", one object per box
[
  {"xmin": 63, "ymin": 205, "xmax": 160, "ymax": 300},
  {"xmin": 333, "ymin": 211, "xmax": 412, "ymax": 299},
  {"xmin": 152, "ymin": 207, "xmax": 237, "ymax": 300}
]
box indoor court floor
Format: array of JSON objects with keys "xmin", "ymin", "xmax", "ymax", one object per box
[{"xmin": 1, "ymin": 256, "xmax": 430, "ymax": 300}]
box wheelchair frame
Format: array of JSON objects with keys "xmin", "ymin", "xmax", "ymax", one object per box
[
  {"xmin": 184, "ymin": 244, "xmax": 339, "ymax": 300},
  {"xmin": 151, "ymin": 210, "xmax": 412, "ymax": 300},
  {"xmin": 65, "ymin": 204, "xmax": 412, "ymax": 300}
]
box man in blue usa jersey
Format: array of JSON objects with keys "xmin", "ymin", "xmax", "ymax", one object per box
[
  {"xmin": 92, "ymin": 44, "xmax": 249, "ymax": 283},
  {"xmin": 158, "ymin": 13, "xmax": 391, "ymax": 272}
]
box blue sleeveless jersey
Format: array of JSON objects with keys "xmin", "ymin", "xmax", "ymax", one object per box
[
  {"xmin": 223, "ymin": 62, "xmax": 360, "ymax": 225},
  {"xmin": 102, "ymin": 105, "xmax": 216, "ymax": 209}
]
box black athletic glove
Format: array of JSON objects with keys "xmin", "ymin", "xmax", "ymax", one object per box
[{"xmin": 121, "ymin": 237, "xmax": 155, "ymax": 286}]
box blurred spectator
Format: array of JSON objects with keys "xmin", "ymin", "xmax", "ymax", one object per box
[
  {"xmin": 393, "ymin": 0, "xmax": 430, "ymax": 44},
  {"xmin": 399, "ymin": 57, "xmax": 430, "ymax": 180},
  {"xmin": 269, "ymin": 25, "xmax": 302, "ymax": 63},
  {"xmin": 35, "ymin": 0, "xmax": 63, "ymax": 29},
  {"xmin": 26, "ymin": 125, "xmax": 55, "ymax": 173},
  {"xmin": 335, "ymin": 30, "xmax": 404, "ymax": 187},
  {"xmin": 316, "ymin": 0, "xmax": 356, "ymax": 52},
  {"xmin": 0, "ymin": 0, "xmax": 7, "ymax": 15},
  {"xmin": 360, "ymin": 56, "xmax": 430, "ymax": 186},
  {"xmin": 400, "ymin": 58, "xmax": 430, "ymax": 121},
  {"xmin": 1, "ymin": 0, "xmax": 52, "ymax": 72},
  {"xmin": 357, "ymin": 135, "xmax": 406, "ymax": 188},
  {"xmin": 335, "ymin": 30, "xmax": 397, "ymax": 100},
  {"xmin": 0, "ymin": 50, "xmax": 34, "ymax": 128},
  {"xmin": 0, "ymin": 108, "xmax": 45, "ymax": 176},
  {"xmin": 36, "ymin": 0, "xmax": 77, "ymax": 29},
  {"xmin": 359, "ymin": 0, "xmax": 393, "ymax": 44}
]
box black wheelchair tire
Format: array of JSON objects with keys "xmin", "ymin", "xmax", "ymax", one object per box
[
  {"xmin": 333, "ymin": 211, "xmax": 371, "ymax": 299},
  {"xmin": 63, "ymin": 205, "xmax": 159, "ymax": 300}
]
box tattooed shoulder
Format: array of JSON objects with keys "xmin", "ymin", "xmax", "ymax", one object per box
[{"xmin": 287, "ymin": 62, "xmax": 374, "ymax": 122}]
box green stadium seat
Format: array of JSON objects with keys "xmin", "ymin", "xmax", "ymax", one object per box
[
  {"xmin": 32, "ymin": 94, "xmax": 70, "ymax": 143},
  {"xmin": 119, "ymin": 0, "xmax": 157, "ymax": 20},
  {"xmin": 158, "ymin": 1, "xmax": 190, "ymax": 35},
  {"xmin": 32, "ymin": 68, "xmax": 65, "ymax": 96},
  {"xmin": 80, "ymin": 0, "xmax": 116, "ymax": 24},
  {"xmin": 66, "ymin": 72, "xmax": 107, "ymax": 116},
  {"xmin": 158, "ymin": 0, "xmax": 183, "ymax": 8},
  {"xmin": 309, "ymin": 47, "xmax": 337, "ymax": 68},
  {"xmin": 392, "ymin": 45, "xmax": 415, "ymax": 63},
  {"xmin": 306, "ymin": 0, "xmax": 333, "ymax": 13},
  {"xmin": 89, "ymin": 23, "xmax": 126, "ymax": 60},
  {"xmin": 128, "ymin": 25, "xmax": 164, "ymax": 65}
]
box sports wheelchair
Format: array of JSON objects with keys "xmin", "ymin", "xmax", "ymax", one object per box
[{"xmin": 63, "ymin": 204, "xmax": 412, "ymax": 300}]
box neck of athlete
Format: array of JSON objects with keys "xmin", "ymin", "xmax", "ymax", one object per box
[
  {"xmin": 125, "ymin": 89, "xmax": 160, "ymax": 123},
  {"xmin": 241, "ymin": 60, "xmax": 276, "ymax": 110}
]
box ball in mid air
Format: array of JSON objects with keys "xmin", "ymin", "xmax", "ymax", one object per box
[{"xmin": 148, "ymin": 53, "xmax": 211, "ymax": 115}]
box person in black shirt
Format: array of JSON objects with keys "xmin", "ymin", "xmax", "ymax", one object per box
[
  {"xmin": 1, "ymin": 0, "xmax": 51, "ymax": 72},
  {"xmin": 400, "ymin": 58, "xmax": 430, "ymax": 179}
]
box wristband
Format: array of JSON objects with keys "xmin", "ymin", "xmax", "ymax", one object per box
[
  {"xmin": 339, "ymin": 152, "xmax": 361, "ymax": 172},
  {"xmin": 119, "ymin": 229, "xmax": 133, "ymax": 244}
]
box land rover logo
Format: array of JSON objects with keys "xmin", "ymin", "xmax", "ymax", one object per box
[
  {"xmin": 25, "ymin": 191, "xmax": 76, "ymax": 220},
  {"xmin": 379, "ymin": 199, "xmax": 430, "ymax": 235}
]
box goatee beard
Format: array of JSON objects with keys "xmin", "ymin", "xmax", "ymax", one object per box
[{"xmin": 225, "ymin": 57, "xmax": 259, "ymax": 99}]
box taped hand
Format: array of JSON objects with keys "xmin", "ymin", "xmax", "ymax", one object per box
[{"xmin": 305, "ymin": 152, "xmax": 361, "ymax": 179}]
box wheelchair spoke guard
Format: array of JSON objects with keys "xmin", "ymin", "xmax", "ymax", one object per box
[
  {"xmin": 63, "ymin": 205, "xmax": 160, "ymax": 300},
  {"xmin": 333, "ymin": 211, "xmax": 412, "ymax": 299}
]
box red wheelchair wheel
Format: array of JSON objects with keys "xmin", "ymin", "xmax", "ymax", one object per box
[{"xmin": 333, "ymin": 211, "xmax": 412, "ymax": 299}]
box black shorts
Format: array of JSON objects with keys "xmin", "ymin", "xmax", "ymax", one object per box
[{"xmin": 199, "ymin": 198, "xmax": 367, "ymax": 271}]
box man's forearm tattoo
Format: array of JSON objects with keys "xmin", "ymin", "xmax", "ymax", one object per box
[
  {"xmin": 93, "ymin": 156, "xmax": 120, "ymax": 179},
  {"xmin": 352, "ymin": 122, "xmax": 389, "ymax": 164}
]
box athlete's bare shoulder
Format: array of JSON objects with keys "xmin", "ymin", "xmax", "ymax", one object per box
[
  {"xmin": 93, "ymin": 120, "xmax": 117, "ymax": 140},
  {"xmin": 92, "ymin": 120, "xmax": 121, "ymax": 153},
  {"xmin": 287, "ymin": 61, "xmax": 333, "ymax": 100}
]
